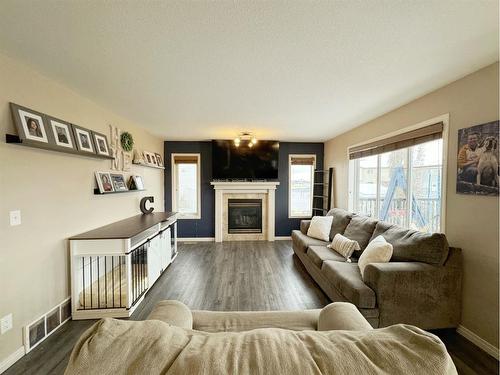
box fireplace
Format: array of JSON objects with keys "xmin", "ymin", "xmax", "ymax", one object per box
[{"xmin": 228, "ymin": 199, "xmax": 262, "ymax": 234}]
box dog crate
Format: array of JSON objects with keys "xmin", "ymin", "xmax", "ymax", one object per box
[{"xmin": 70, "ymin": 218, "xmax": 177, "ymax": 320}]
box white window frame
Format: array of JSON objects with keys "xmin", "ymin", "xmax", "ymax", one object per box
[
  {"xmin": 347, "ymin": 114, "xmax": 449, "ymax": 233},
  {"xmin": 171, "ymin": 153, "xmax": 201, "ymax": 220},
  {"xmin": 288, "ymin": 154, "xmax": 316, "ymax": 219}
]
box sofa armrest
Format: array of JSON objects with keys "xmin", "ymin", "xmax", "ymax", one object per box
[
  {"xmin": 318, "ymin": 302, "xmax": 372, "ymax": 331},
  {"xmin": 363, "ymin": 254, "xmax": 462, "ymax": 328},
  {"xmin": 300, "ymin": 220, "xmax": 311, "ymax": 235},
  {"xmin": 147, "ymin": 300, "xmax": 193, "ymax": 329}
]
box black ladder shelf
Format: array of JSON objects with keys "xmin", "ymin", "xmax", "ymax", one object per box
[{"xmin": 312, "ymin": 168, "xmax": 334, "ymax": 216}]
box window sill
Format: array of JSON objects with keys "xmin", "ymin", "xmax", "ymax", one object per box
[
  {"xmin": 177, "ymin": 214, "xmax": 201, "ymax": 220},
  {"xmin": 289, "ymin": 215, "xmax": 313, "ymax": 219}
]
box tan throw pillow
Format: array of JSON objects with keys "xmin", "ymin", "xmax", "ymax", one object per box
[
  {"xmin": 306, "ymin": 216, "xmax": 334, "ymax": 242},
  {"xmin": 358, "ymin": 235, "xmax": 393, "ymax": 279},
  {"xmin": 327, "ymin": 233, "xmax": 360, "ymax": 261}
]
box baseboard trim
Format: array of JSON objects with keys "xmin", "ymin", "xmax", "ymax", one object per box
[
  {"xmin": 178, "ymin": 237, "xmax": 215, "ymax": 242},
  {"xmin": 457, "ymin": 324, "xmax": 499, "ymax": 360},
  {"xmin": 0, "ymin": 347, "xmax": 25, "ymax": 374},
  {"xmin": 275, "ymin": 236, "xmax": 292, "ymax": 240}
]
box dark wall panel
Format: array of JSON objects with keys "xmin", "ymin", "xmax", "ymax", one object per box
[
  {"xmin": 164, "ymin": 141, "xmax": 214, "ymax": 238},
  {"xmin": 275, "ymin": 142, "xmax": 324, "ymax": 237},
  {"xmin": 164, "ymin": 141, "xmax": 323, "ymax": 238}
]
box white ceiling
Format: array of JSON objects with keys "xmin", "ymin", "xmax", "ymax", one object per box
[{"xmin": 0, "ymin": 1, "xmax": 498, "ymax": 141}]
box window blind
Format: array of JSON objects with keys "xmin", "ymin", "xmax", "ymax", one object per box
[
  {"xmin": 348, "ymin": 122, "xmax": 443, "ymax": 160},
  {"xmin": 173, "ymin": 155, "xmax": 199, "ymax": 164},
  {"xmin": 290, "ymin": 156, "xmax": 315, "ymax": 165}
]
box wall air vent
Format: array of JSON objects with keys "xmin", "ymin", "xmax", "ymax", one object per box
[{"xmin": 24, "ymin": 297, "xmax": 71, "ymax": 353}]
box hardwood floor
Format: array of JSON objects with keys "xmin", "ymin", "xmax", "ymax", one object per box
[{"xmin": 4, "ymin": 241, "xmax": 498, "ymax": 375}]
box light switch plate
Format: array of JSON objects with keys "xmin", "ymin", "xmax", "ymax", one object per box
[
  {"xmin": 1, "ymin": 314, "xmax": 12, "ymax": 334},
  {"xmin": 9, "ymin": 210, "xmax": 21, "ymax": 226}
]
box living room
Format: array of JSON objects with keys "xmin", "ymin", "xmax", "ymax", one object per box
[{"xmin": 0, "ymin": 1, "xmax": 498, "ymax": 374}]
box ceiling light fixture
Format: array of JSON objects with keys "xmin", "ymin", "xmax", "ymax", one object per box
[{"xmin": 234, "ymin": 132, "xmax": 257, "ymax": 147}]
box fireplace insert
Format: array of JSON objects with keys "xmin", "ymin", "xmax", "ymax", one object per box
[{"xmin": 228, "ymin": 199, "xmax": 262, "ymax": 234}]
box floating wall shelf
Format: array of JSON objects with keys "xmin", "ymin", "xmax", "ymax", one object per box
[
  {"xmin": 132, "ymin": 161, "xmax": 165, "ymax": 170},
  {"xmin": 93, "ymin": 188, "xmax": 146, "ymax": 195},
  {"xmin": 6, "ymin": 134, "xmax": 115, "ymax": 160}
]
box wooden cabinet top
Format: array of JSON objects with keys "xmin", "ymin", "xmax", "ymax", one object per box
[{"xmin": 70, "ymin": 212, "xmax": 177, "ymax": 240}]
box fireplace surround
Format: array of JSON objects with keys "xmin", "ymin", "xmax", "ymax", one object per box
[{"xmin": 211, "ymin": 181, "xmax": 280, "ymax": 242}]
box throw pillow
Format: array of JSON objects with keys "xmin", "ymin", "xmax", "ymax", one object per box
[
  {"xmin": 358, "ymin": 235, "xmax": 393, "ymax": 279},
  {"xmin": 306, "ymin": 216, "xmax": 334, "ymax": 242},
  {"xmin": 327, "ymin": 233, "xmax": 360, "ymax": 261}
]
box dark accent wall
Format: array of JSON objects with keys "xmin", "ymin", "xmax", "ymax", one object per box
[
  {"xmin": 164, "ymin": 141, "xmax": 324, "ymax": 238},
  {"xmin": 275, "ymin": 142, "xmax": 324, "ymax": 236},
  {"xmin": 164, "ymin": 141, "xmax": 214, "ymax": 238}
]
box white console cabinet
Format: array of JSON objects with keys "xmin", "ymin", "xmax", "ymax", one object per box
[{"xmin": 69, "ymin": 213, "xmax": 177, "ymax": 320}]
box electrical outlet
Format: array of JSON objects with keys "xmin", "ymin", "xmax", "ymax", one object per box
[
  {"xmin": 1, "ymin": 314, "xmax": 13, "ymax": 334},
  {"xmin": 9, "ymin": 210, "xmax": 21, "ymax": 226}
]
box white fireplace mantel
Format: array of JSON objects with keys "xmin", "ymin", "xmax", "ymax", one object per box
[{"xmin": 210, "ymin": 181, "xmax": 280, "ymax": 242}]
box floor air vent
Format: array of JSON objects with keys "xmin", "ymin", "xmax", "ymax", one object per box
[{"xmin": 24, "ymin": 297, "xmax": 71, "ymax": 352}]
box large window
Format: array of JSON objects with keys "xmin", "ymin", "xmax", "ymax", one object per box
[
  {"xmin": 349, "ymin": 122, "xmax": 444, "ymax": 233},
  {"xmin": 172, "ymin": 154, "xmax": 201, "ymax": 219},
  {"xmin": 289, "ymin": 155, "xmax": 316, "ymax": 218}
]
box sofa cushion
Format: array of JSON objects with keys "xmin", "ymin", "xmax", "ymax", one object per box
[
  {"xmin": 321, "ymin": 260, "xmax": 376, "ymax": 308},
  {"xmin": 371, "ymin": 221, "xmax": 449, "ymax": 265},
  {"xmin": 306, "ymin": 246, "xmax": 347, "ymax": 268},
  {"xmin": 300, "ymin": 220, "xmax": 311, "ymax": 235},
  {"xmin": 307, "ymin": 216, "xmax": 334, "ymax": 241},
  {"xmin": 358, "ymin": 235, "xmax": 393, "ymax": 279},
  {"xmin": 291, "ymin": 230, "xmax": 329, "ymax": 253},
  {"xmin": 326, "ymin": 208, "xmax": 354, "ymax": 240},
  {"xmin": 328, "ymin": 233, "xmax": 360, "ymax": 261},
  {"xmin": 343, "ymin": 215, "xmax": 378, "ymax": 257}
]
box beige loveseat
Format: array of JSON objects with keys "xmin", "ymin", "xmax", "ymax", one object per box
[
  {"xmin": 292, "ymin": 208, "xmax": 462, "ymax": 329},
  {"xmin": 65, "ymin": 300, "xmax": 457, "ymax": 374}
]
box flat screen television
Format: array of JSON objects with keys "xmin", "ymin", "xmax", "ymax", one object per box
[{"xmin": 212, "ymin": 140, "xmax": 279, "ymax": 180}]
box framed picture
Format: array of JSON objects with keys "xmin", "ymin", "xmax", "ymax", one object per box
[
  {"xmin": 10, "ymin": 103, "xmax": 49, "ymax": 143},
  {"xmin": 95, "ymin": 172, "xmax": 114, "ymax": 193},
  {"xmin": 92, "ymin": 131, "xmax": 110, "ymax": 156},
  {"xmin": 149, "ymin": 152, "xmax": 158, "ymax": 166},
  {"xmin": 129, "ymin": 175, "xmax": 144, "ymax": 190},
  {"xmin": 110, "ymin": 173, "xmax": 128, "ymax": 191},
  {"xmin": 143, "ymin": 151, "xmax": 154, "ymax": 165},
  {"xmin": 73, "ymin": 124, "xmax": 95, "ymax": 154},
  {"xmin": 47, "ymin": 116, "xmax": 75, "ymax": 149},
  {"xmin": 457, "ymin": 120, "xmax": 499, "ymax": 196},
  {"xmin": 155, "ymin": 153, "xmax": 163, "ymax": 167}
]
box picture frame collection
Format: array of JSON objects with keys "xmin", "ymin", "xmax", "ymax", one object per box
[
  {"xmin": 10, "ymin": 103, "xmax": 162, "ymax": 196},
  {"xmin": 9, "ymin": 103, "xmax": 112, "ymax": 158},
  {"xmin": 95, "ymin": 172, "xmax": 145, "ymax": 194}
]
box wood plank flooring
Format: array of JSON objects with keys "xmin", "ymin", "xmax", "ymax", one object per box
[{"xmin": 4, "ymin": 241, "xmax": 498, "ymax": 375}]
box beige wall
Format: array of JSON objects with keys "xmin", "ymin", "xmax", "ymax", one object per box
[
  {"xmin": 0, "ymin": 53, "xmax": 164, "ymax": 363},
  {"xmin": 325, "ymin": 63, "xmax": 499, "ymax": 348}
]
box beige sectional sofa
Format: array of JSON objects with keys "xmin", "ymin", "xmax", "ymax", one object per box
[{"xmin": 292, "ymin": 208, "xmax": 462, "ymax": 329}]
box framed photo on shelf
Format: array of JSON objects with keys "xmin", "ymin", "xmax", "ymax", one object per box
[
  {"xmin": 129, "ymin": 175, "xmax": 145, "ymax": 190},
  {"xmin": 110, "ymin": 173, "xmax": 128, "ymax": 191},
  {"xmin": 92, "ymin": 131, "xmax": 111, "ymax": 157},
  {"xmin": 10, "ymin": 103, "xmax": 49, "ymax": 144},
  {"xmin": 154, "ymin": 153, "xmax": 163, "ymax": 167},
  {"xmin": 73, "ymin": 124, "xmax": 95, "ymax": 154},
  {"xmin": 46, "ymin": 116, "xmax": 75, "ymax": 149},
  {"xmin": 149, "ymin": 152, "xmax": 158, "ymax": 166},
  {"xmin": 95, "ymin": 172, "xmax": 114, "ymax": 193},
  {"xmin": 143, "ymin": 151, "xmax": 151, "ymax": 165}
]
